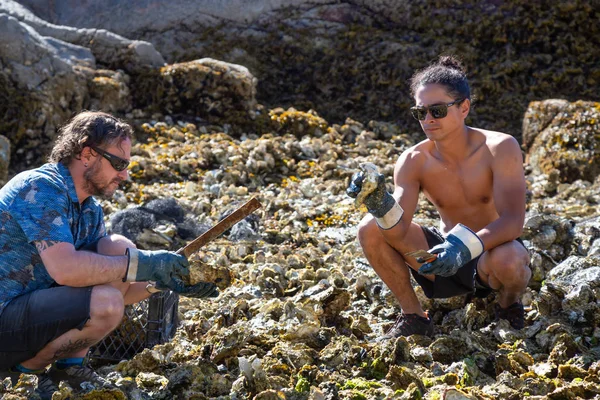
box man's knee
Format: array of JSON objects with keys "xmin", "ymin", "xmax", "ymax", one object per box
[
  {"xmin": 357, "ymin": 216, "xmax": 379, "ymax": 247},
  {"xmin": 97, "ymin": 234, "xmax": 136, "ymax": 256},
  {"xmin": 485, "ymin": 243, "xmax": 530, "ymax": 284},
  {"xmin": 90, "ymin": 285, "xmax": 125, "ymax": 330}
]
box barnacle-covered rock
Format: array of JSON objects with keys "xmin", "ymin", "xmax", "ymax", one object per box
[
  {"xmin": 547, "ymin": 256, "xmax": 600, "ymax": 291},
  {"xmin": 385, "ymin": 366, "xmax": 425, "ymax": 393},
  {"xmin": 522, "ymin": 99, "xmax": 570, "ymax": 151},
  {"xmin": 88, "ymin": 69, "xmax": 132, "ymax": 114},
  {"xmin": 526, "ymin": 100, "xmax": 600, "ymax": 183},
  {"xmin": 442, "ymin": 388, "xmax": 478, "ymax": 400},
  {"xmin": 429, "ymin": 336, "xmax": 469, "ymax": 364},
  {"xmin": 209, "ymin": 327, "xmax": 248, "ymax": 364},
  {"xmin": 523, "ymin": 214, "xmax": 574, "ymax": 251},
  {"xmin": 135, "ymin": 58, "xmax": 257, "ymax": 128},
  {"xmin": 548, "ymin": 333, "xmax": 581, "ymax": 365},
  {"xmin": 573, "ymin": 216, "xmax": 600, "ymax": 256},
  {"xmin": 12, "ymin": 374, "xmax": 38, "ymax": 398},
  {"xmin": 79, "ymin": 389, "xmax": 127, "ymax": 399},
  {"xmin": 135, "ymin": 371, "xmax": 169, "ymax": 392},
  {"xmin": 269, "ymin": 108, "xmax": 328, "ymax": 138},
  {"xmin": 186, "ymin": 258, "xmax": 234, "ymax": 290},
  {"xmin": 318, "ymin": 336, "xmax": 362, "ymax": 369}
]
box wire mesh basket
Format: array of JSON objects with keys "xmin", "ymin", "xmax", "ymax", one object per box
[{"xmin": 90, "ymin": 290, "xmax": 179, "ymax": 362}]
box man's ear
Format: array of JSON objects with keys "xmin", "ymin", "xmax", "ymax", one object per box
[
  {"xmin": 76, "ymin": 135, "xmax": 91, "ymax": 161},
  {"xmin": 80, "ymin": 146, "xmax": 93, "ymax": 163},
  {"xmin": 461, "ymin": 99, "xmax": 471, "ymax": 119}
]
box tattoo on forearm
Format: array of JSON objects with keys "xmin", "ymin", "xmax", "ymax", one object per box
[
  {"xmin": 35, "ymin": 240, "xmax": 61, "ymax": 253},
  {"xmin": 53, "ymin": 338, "xmax": 94, "ymax": 359}
]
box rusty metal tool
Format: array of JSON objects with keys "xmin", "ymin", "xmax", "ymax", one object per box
[
  {"xmin": 176, "ymin": 197, "xmax": 262, "ymax": 258},
  {"xmin": 404, "ymin": 249, "xmax": 438, "ymax": 264}
]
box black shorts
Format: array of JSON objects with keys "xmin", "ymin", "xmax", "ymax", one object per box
[
  {"xmin": 0, "ymin": 286, "xmax": 93, "ymax": 369},
  {"xmin": 409, "ymin": 226, "xmax": 525, "ymax": 299}
]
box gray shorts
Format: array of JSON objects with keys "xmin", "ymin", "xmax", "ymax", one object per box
[
  {"xmin": 0, "ymin": 239, "xmax": 101, "ymax": 369},
  {"xmin": 0, "ymin": 286, "xmax": 93, "ymax": 369}
]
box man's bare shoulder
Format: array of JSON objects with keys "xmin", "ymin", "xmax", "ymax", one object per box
[
  {"xmin": 472, "ymin": 128, "xmax": 520, "ymax": 154},
  {"xmin": 397, "ymin": 138, "xmax": 433, "ymax": 164},
  {"xmin": 392, "ymin": 139, "xmax": 432, "ymax": 183}
]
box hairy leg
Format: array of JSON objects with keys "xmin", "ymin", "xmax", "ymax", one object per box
[
  {"xmin": 357, "ymin": 215, "xmax": 432, "ymax": 317},
  {"xmin": 21, "ymin": 285, "xmax": 124, "ymax": 369},
  {"xmin": 20, "ymin": 234, "xmax": 147, "ymax": 369},
  {"xmin": 476, "ymin": 241, "xmax": 531, "ymax": 307}
]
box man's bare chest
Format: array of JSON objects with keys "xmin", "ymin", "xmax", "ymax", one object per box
[{"xmin": 420, "ymin": 161, "xmax": 494, "ymax": 210}]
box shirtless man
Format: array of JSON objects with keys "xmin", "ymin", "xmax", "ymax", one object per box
[{"xmin": 347, "ymin": 56, "xmax": 531, "ymax": 338}]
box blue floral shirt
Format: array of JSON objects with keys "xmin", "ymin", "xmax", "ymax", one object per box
[{"xmin": 0, "ymin": 163, "xmax": 106, "ymax": 315}]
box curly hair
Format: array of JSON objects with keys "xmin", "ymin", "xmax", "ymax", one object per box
[
  {"xmin": 410, "ymin": 55, "xmax": 471, "ymax": 101},
  {"xmin": 48, "ymin": 111, "xmax": 133, "ymax": 165}
]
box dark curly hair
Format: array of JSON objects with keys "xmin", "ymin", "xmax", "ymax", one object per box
[
  {"xmin": 48, "ymin": 111, "xmax": 133, "ymax": 165},
  {"xmin": 410, "ymin": 55, "xmax": 471, "ymax": 101}
]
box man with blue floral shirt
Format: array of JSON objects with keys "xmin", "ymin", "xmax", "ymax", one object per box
[{"xmin": 0, "ymin": 111, "xmax": 218, "ymax": 397}]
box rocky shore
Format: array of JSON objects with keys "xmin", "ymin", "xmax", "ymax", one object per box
[
  {"xmin": 0, "ymin": 1, "xmax": 599, "ymax": 399},
  {"xmin": 2, "ymin": 100, "xmax": 599, "ymax": 399}
]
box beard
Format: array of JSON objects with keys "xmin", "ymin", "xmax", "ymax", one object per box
[{"xmin": 83, "ymin": 162, "xmax": 122, "ymax": 199}]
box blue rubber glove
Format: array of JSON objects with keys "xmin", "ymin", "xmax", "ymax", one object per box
[
  {"xmin": 346, "ymin": 163, "xmax": 404, "ymax": 229},
  {"xmin": 125, "ymin": 248, "xmax": 190, "ymax": 285},
  {"xmin": 419, "ymin": 224, "xmax": 484, "ymax": 277},
  {"xmin": 155, "ymin": 277, "xmax": 219, "ymax": 298}
]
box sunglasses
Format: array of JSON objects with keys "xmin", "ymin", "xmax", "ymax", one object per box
[
  {"xmin": 410, "ymin": 98, "xmax": 465, "ymax": 121},
  {"xmin": 91, "ymin": 146, "xmax": 129, "ymax": 171}
]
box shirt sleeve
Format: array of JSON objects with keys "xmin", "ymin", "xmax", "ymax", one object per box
[
  {"xmin": 11, "ymin": 177, "xmax": 74, "ymax": 245},
  {"xmin": 78, "ymin": 202, "xmax": 107, "ymax": 247}
]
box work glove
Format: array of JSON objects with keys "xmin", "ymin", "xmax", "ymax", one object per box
[
  {"xmin": 124, "ymin": 248, "xmax": 190, "ymax": 286},
  {"xmin": 152, "ymin": 277, "xmax": 220, "ymax": 298},
  {"xmin": 346, "ymin": 162, "xmax": 404, "ymax": 229},
  {"xmin": 419, "ymin": 223, "xmax": 484, "ymax": 277}
]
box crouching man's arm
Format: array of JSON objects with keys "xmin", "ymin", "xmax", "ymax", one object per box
[{"xmin": 347, "ymin": 149, "xmax": 422, "ymax": 243}]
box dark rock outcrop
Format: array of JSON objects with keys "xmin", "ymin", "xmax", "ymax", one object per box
[
  {"xmin": 13, "ymin": 0, "xmax": 600, "ymax": 139},
  {"xmin": 0, "ymin": 0, "xmax": 260, "ymax": 172},
  {"xmin": 0, "ymin": 13, "xmax": 89, "ymax": 167},
  {"xmin": 1, "ymin": 0, "xmax": 165, "ymax": 74}
]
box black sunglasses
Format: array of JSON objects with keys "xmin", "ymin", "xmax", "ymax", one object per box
[
  {"xmin": 91, "ymin": 146, "xmax": 129, "ymax": 171},
  {"xmin": 410, "ymin": 98, "xmax": 465, "ymax": 121}
]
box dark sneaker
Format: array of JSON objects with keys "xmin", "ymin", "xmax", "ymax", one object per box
[
  {"xmin": 494, "ymin": 302, "xmax": 525, "ymax": 330},
  {"xmin": 35, "ymin": 372, "xmax": 60, "ymax": 400},
  {"xmin": 377, "ymin": 313, "xmax": 434, "ymax": 340},
  {"xmin": 49, "ymin": 364, "xmax": 112, "ymax": 390}
]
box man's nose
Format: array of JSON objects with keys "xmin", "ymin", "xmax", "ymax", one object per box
[{"xmin": 424, "ymin": 110, "xmax": 436, "ymax": 122}]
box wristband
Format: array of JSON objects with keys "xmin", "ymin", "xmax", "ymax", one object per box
[
  {"xmin": 375, "ymin": 202, "xmax": 404, "ymax": 230},
  {"xmin": 124, "ymin": 248, "xmax": 139, "ymax": 282},
  {"xmin": 145, "ymin": 282, "xmax": 162, "ymax": 294},
  {"xmin": 448, "ymin": 223, "xmax": 484, "ymax": 259}
]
